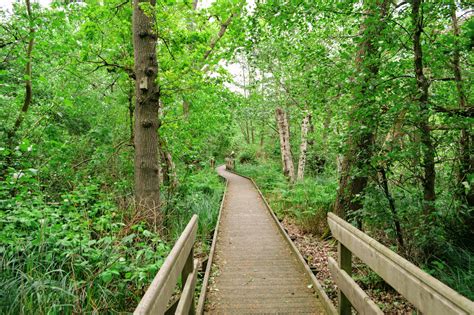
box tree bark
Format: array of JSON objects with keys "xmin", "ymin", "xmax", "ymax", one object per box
[
  {"xmin": 378, "ymin": 167, "xmax": 404, "ymax": 249},
  {"xmin": 7, "ymin": 0, "xmax": 34, "ymax": 146},
  {"xmin": 158, "ymin": 137, "xmax": 178, "ymax": 190},
  {"xmin": 412, "ymin": 0, "xmax": 436, "ymax": 215},
  {"xmin": 128, "ymin": 80, "xmax": 135, "ymax": 145},
  {"xmin": 334, "ymin": 0, "xmax": 390, "ymax": 219},
  {"xmin": 133, "ymin": 0, "xmax": 161, "ymax": 230},
  {"xmin": 275, "ymin": 107, "xmax": 295, "ymax": 182},
  {"xmin": 297, "ymin": 112, "xmax": 311, "ymax": 181},
  {"xmin": 450, "ymin": 2, "xmax": 473, "ymax": 207}
]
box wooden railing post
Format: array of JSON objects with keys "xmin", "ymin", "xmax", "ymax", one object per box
[
  {"xmin": 338, "ymin": 242, "xmax": 352, "ymax": 315},
  {"xmin": 134, "ymin": 215, "xmax": 198, "ymax": 315},
  {"xmin": 182, "ymin": 247, "xmax": 195, "ymax": 314},
  {"xmin": 328, "ymin": 213, "xmax": 474, "ymax": 315}
]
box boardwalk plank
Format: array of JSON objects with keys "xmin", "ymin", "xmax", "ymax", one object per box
[{"xmin": 204, "ymin": 166, "xmax": 326, "ymax": 314}]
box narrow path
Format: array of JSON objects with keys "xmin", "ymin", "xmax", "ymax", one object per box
[{"xmin": 204, "ymin": 166, "xmax": 326, "ymax": 314}]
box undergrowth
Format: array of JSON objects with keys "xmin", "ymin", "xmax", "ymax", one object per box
[
  {"xmin": 0, "ymin": 165, "xmax": 223, "ymax": 313},
  {"xmin": 237, "ymin": 161, "xmax": 336, "ymax": 235}
]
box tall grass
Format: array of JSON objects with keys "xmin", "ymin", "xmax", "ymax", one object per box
[
  {"xmin": 237, "ymin": 161, "xmax": 336, "ymax": 235},
  {"xmin": 163, "ymin": 168, "xmax": 224, "ymax": 245}
]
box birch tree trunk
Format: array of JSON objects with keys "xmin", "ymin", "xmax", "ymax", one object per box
[
  {"xmin": 133, "ymin": 0, "xmax": 161, "ymax": 230},
  {"xmin": 275, "ymin": 107, "xmax": 295, "ymax": 182},
  {"xmin": 297, "ymin": 112, "xmax": 311, "ymax": 181}
]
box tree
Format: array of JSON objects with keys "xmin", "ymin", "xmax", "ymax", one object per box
[
  {"xmin": 450, "ymin": 1, "xmax": 473, "ymax": 208},
  {"xmin": 275, "ymin": 107, "xmax": 295, "ymax": 182},
  {"xmin": 297, "ymin": 111, "xmax": 311, "ymax": 181},
  {"xmin": 132, "ymin": 0, "xmax": 161, "ymax": 230},
  {"xmin": 412, "ymin": 0, "xmax": 436, "ymax": 216},
  {"xmin": 7, "ymin": 0, "xmax": 34, "ymax": 149},
  {"xmin": 334, "ymin": 0, "xmax": 390, "ymax": 220}
]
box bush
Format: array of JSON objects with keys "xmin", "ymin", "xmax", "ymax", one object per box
[
  {"xmin": 238, "ymin": 161, "xmax": 336, "ymax": 235},
  {"xmin": 429, "ymin": 247, "xmax": 474, "ymax": 300},
  {"xmin": 0, "ymin": 171, "xmax": 169, "ymax": 313},
  {"xmin": 281, "ymin": 178, "xmax": 336, "ymax": 235},
  {"xmin": 238, "ymin": 146, "xmax": 257, "ymax": 164},
  {"xmin": 163, "ymin": 167, "xmax": 224, "ymax": 243}
]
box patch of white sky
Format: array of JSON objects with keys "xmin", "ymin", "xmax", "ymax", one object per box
[{"xmin": 200, "ymin": 0, "xmax": 256, "ymax": 95}]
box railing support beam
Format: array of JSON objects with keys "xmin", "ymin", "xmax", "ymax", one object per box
[{"xmin": 338, "ymin": 242, "xmax": 352, "ymax": 315}]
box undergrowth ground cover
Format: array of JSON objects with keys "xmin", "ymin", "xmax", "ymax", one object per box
[{"xmin": 0, "ymin": 165, "xmax": 223, "ymax": 314}]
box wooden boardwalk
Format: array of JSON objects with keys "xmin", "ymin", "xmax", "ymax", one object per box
[{"xmin": 203, "ymin": 166, "xmax": 327, "ymax": 314}]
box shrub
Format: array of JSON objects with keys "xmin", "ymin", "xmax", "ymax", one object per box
[
  {"xmin": 238, "ymin": 147, "xmax": 257, "ymax": 164},
  {"xmin": 0, "ymin": 172, "xmax": 169, "ymax": 313},
  {"xmin": 163, "ymin": 167, "xmax": 224, "ymax": 243},
  {"xmin": 238, "ymin": 161, "xmax": 336, "ymax": 235}
]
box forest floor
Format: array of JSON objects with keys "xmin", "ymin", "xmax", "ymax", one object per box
[{"xmin": 281, "ymin": 218, "xmax": 416, "ymax": 314}]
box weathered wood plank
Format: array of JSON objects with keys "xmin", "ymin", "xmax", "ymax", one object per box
[
  {"xmin": 205, "ymin": 167, "xmax": 332, "ymax": 314},
  {"xmin": 134, "ymin": 215, "xmax": 198, "ymax": 315},
  {"xmin": 176, "ymin": 259, "xmax": 199, "ymax": 315},
  {"xmin": 196, "ymin": 177, "xmax": 228, "ymax": 315},
  {"xmin": 328, "ymin": 212, "xmax": 474, "ymax": 315},
  {"xmin": 337, "ymin": 243, "xmax": 351, "ymax": 315},
  {"xmin": 328, "ymin": 257, "xmax": 383, "ymax": 315},
  {"xmin": 245, "ymin": 173, "xmax": 336, "ymax": 315}
]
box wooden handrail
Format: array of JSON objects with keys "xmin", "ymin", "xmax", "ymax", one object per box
[
  {"xmin": 328, "ymin": 212, "xmax": 474, "ymax": 315},
  {"xmin": 134, "ymin": 214, "xmax": 198, "ymax": 315}
]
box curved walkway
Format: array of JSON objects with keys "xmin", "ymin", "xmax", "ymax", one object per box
[{"xmin": 204, "ymin": 166, "xmax": 326, "ymax": 314}]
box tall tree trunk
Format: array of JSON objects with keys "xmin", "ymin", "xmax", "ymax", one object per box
[
  {"xmin": 275, "ymin": 107, "xmax": 295, "ymax": 182},
  {"xmin": 450, "ymin": 2, "xmax": 473, "ymax": 207},
  {"xmin": 297, "ymin": 112, "xmax": 311, "ymax": 181},
  {"xmin": 245, "ymin": 121, "xmax": 250, "ymax": 144},
  {"xmin": 412, "ymin": 0, "xmax": 436, "ymax": 215},
  {"xmin": 133, "ymin": 0, "xmax": 161, "ymax": 230},
  {"xmin": 334, "ymin": 0, "xmax": 390, "ymax": 219},
  {"xmin": 322, "ymin": 104, "xmax": 331, "ymax": 153},
  {"xmin": 7, "ymin": 0, "xmax": 34, "ymax": 146}
]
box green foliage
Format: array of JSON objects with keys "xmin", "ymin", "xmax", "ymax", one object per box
[
  {"xmin": 1, "ymin": 0, "xmax": 473, "ymax": 311},
  {"xmin": 238, "ymin": 145, "xmax": 257, "ymax": 164},
  {"xmin": 429, "ymin": 247, "xmax": 474, "ymax": 300},
  {"xmin": 0, "ymin": 170, "xmax": 169, "ymax": 313},
  {"xmin": 237, "ymin": 161, "xmax": 287, "ymax": 192},
  {"xmin": 280, "ymin": 178, "xmax": 336, "ymax": 235},
  {"xmin": 164, "ymin": 167, "xmax": 224, "ymax": 243},
  {"xmin": 1, "ymin": 0, "xmax": 232, "ymax": 312},
  {"xmin": 238, "ymin": 160, "xmax": 336, "ymax": 235}
]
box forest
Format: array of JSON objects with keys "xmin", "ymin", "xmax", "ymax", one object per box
[{"xmin": 0, "ymin": 0, "xmax": 472, "ymax": 313}]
